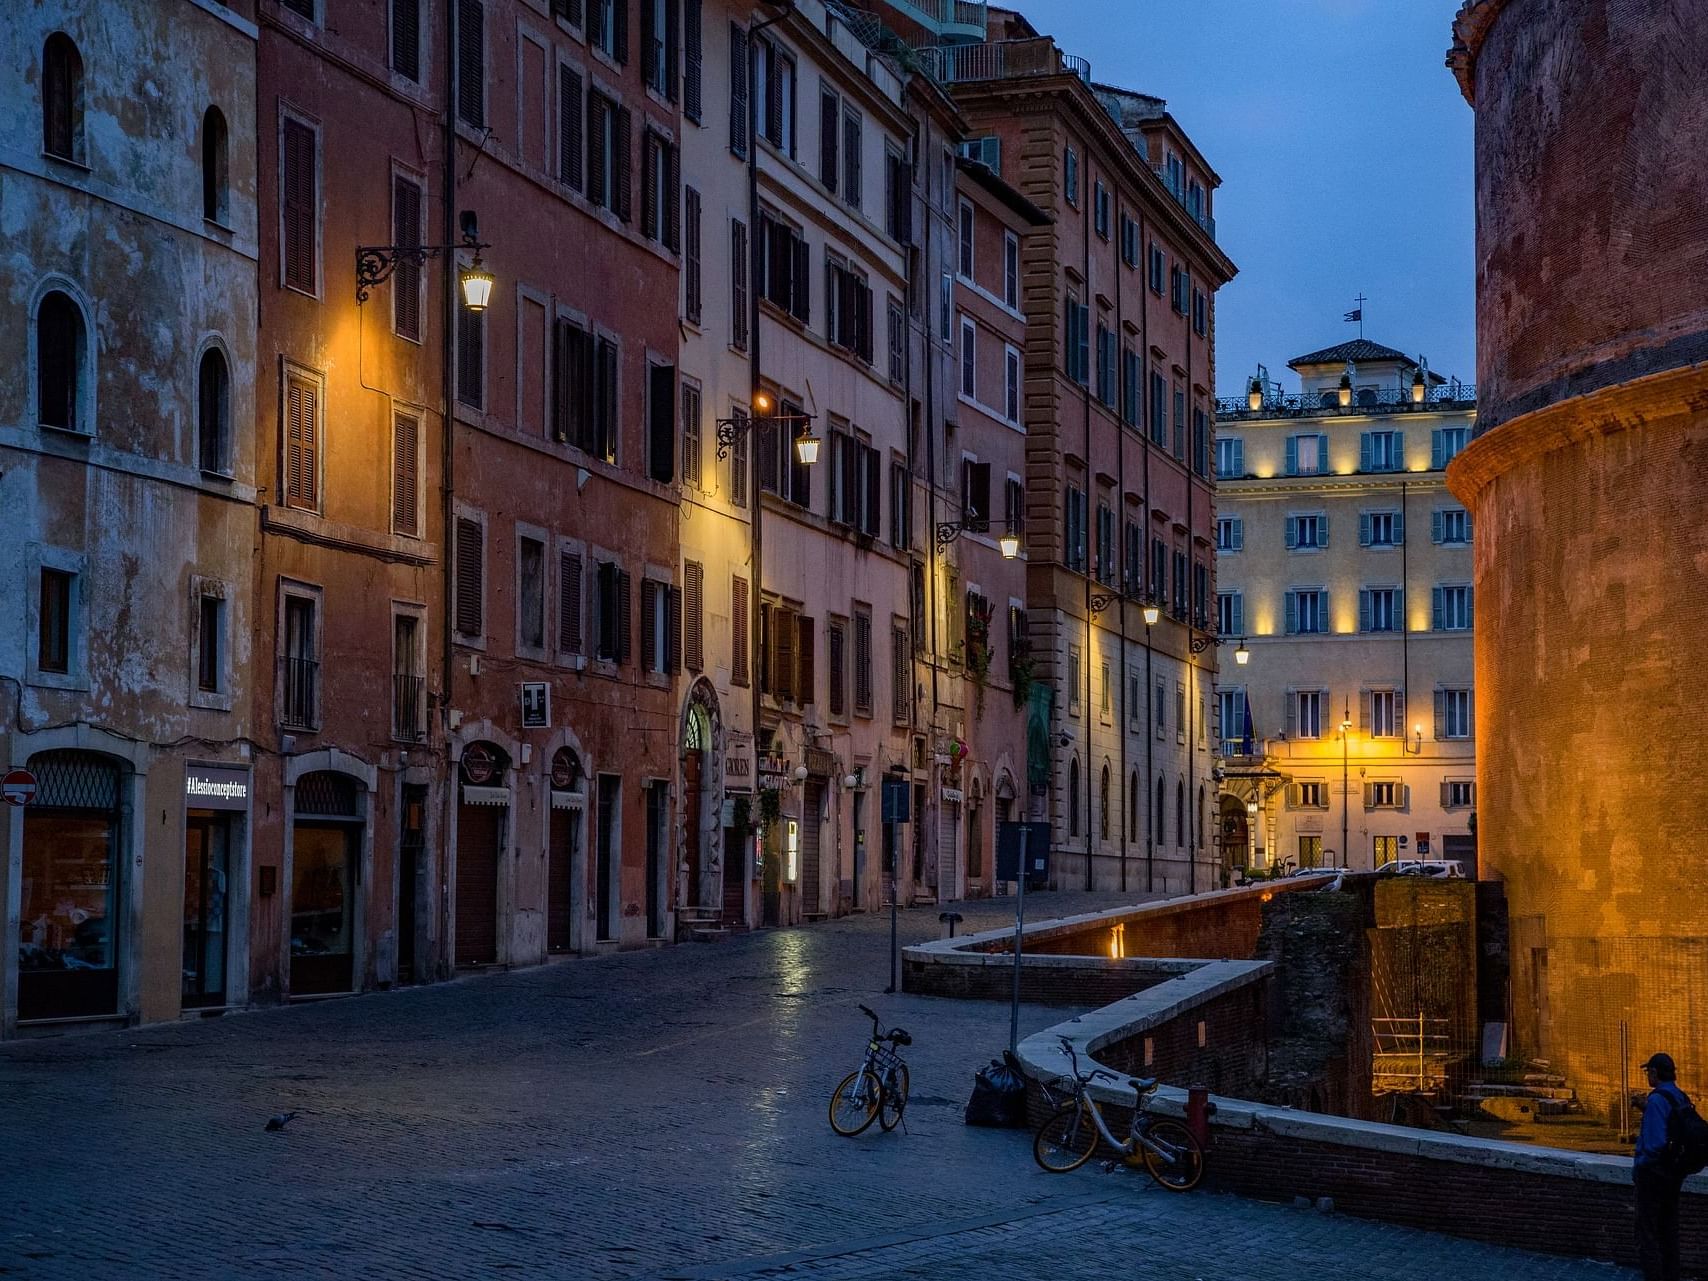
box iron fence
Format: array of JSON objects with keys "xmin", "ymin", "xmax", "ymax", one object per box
[{"xmin": 1216, "ymin": 384, "xmax": 1477, "ymax": 420}]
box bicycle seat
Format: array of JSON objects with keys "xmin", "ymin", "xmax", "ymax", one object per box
[
  {"xmin": 1129, "ymin": 1076, "xmax": 1159, "ymax": 1093},
  {"xmin": 889, "ymin": 1028, "xmax": 912, "ymax": 1046}
]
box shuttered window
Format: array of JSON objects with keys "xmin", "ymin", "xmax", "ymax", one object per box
[
  {"xmin": 457, "ymin": 0, "xmax": 485, "ymax": 127},
  {"xmin": 827, "ymin": 620, "xmax": 846, "ymax": 718},
  {"xmin": 842, "ymin": 107, "xmax": 862, "ymax": 211},
  {"xmin": 455, "ymin": 517, "xmax": 484, "ymax": 639},
  {"xmin": 559, "ymin": 549, "xmax": 584, "ymax": 655},
  {"xmin": 550, "ymin": 0, "xmax": 583, "ymax": 24},
  {"xmin": 392, "ymin": 412, "xmax": 419, "ymax": 536},
  {"xmin": 559, "ymin": 65, "xmax": 583, "ymax": 190},
  {"xmin": 457, "ymin": 307, "xmax": 484, "ymax": 408},
  {"xmin": 731, "ymin": 575, "xmax": 749, "ymax": 686},
  {"xmin": 282, "ymin": 118, "xmax": 318, "ymax": 294},
  {"xmin": 684, "ymin": 561, "xmax": 704, "ymax": 671},
  {"xmin": 648, "ymin": 362, "xmax": 675, "ymax": 484},
  {"xmin": 890, "ymin": 623, "xmax": 908, "ymax": 725},
  {"xmin": 684, "ymin": 186, "xmax": 702, "ymax": 323},
  {"xmin": 284, "ymin": 373, "xmax": 319, "ymax": 511},
  {"xmin": 730, "ymin": 219, "xmax": 749, "ymax": 350},
  {"xmin": 681, "ymin": 380, "xmax": 702, "ymax": 488},
  {"xmin": 796, "ymin": 615, "xmax": 815, "ymax": 705},
  {"xmin": 683, "ymin": 0, "xmax": 703, "ymax": 122},
  {"xmin": 853, "ymin": 607, "xmax": 872, "ymax": 716},
  {"xmin": 391, "ymin": 0, "xmax": 420, "ymax": 79},
  {"xmin": 392, "ymin": 176, "xmax": 423, "ymax": 340},
  {"xmin": 728, "ymin": 23, "xmax": 749, "ymax": 158},
  {"xmin": 773, "ymin": 604, "xmax": 795, "ymax": 702}
]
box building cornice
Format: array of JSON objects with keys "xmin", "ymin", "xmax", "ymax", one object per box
[
  {"xmin": 1446, "ymin": 0, "xmax": 1513, "ymax": 105},
  {"xmin": 1220, "ymin": 473, "xmax": 1453, "ymax": 499}
]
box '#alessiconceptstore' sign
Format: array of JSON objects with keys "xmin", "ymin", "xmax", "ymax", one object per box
[{"xmin": 185, "ymin": 765, "xmax": 249, "ymax": 811}]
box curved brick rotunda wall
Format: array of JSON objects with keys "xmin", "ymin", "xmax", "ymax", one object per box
[{"xmin": 1447, "ymin": 0, "xmax": 1708, "ymax": 1116}]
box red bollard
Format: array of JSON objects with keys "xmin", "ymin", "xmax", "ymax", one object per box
[{"xmin": 1186, "ymin": 1086, "xmax": 1211, "ymax": 1147}]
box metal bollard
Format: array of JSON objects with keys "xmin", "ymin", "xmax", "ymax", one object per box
[{"xmin": 938, "ymin": 910, "xmax": 964, "ymax": 939}]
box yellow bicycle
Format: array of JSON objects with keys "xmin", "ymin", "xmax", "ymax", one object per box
[
  {"xmin": 1033, "ymin": 1036, "xmax": 1204, "ymax": 1191},
  {"xmin": 828, "ymin": 1004, "xmax": 911, "ymax": 1136}
]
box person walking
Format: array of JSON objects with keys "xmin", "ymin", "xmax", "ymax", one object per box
[{"xmin": 1634, "ymin": 1052, "xmax": 1690, "ymax": 1281}]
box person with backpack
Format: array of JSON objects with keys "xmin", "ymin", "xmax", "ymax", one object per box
[{"xmin": 1634, "ymin": 1051, "xmax": 1704, "ymax": 1281}]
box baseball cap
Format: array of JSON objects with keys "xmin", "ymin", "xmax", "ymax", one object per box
[{"xmin": 1644, "ymin": 1052, "xmax": 1677, "ymax": 1079}]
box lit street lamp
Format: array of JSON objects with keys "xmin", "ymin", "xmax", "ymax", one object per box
[{"xmin": 355, "ymin": 208, "xmax": 494, "ymax": 309}]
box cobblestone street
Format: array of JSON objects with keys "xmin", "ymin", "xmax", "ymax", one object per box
[{"xmin": 0, "ymin": 892, "xmax": 1632, "ymax": 1280}]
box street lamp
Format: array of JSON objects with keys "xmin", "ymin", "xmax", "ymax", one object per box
[
  {"xmin": 714, "ymin": 401, "xmax": 820, "ymax": 466},
  {"xmin": 935, "ymin": 517, "xmax": 1020, "ymax": 560},
  {"xmin": 1411, "ymin": 368, "xmax": 1427, "ymax": 405},
  {"xmin": 1247, "ymin": 377, "xmax": 1263, "ymax": 412},
  {"xmin": 1234, "ymin": 638, "xmax": 1250, "ymax": 665},
  {"xmin": 355, "ymin": 208, "xmax": 493, "ymax": 308},
  {"xmin": 1141, "ymin": 602, "xmax": 1161, "ymax": 627}
]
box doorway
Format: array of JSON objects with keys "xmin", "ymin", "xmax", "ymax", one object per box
[
  {"xmin": 684, "ymin": 749, "xmax": 705, "ymax": 910},
  {"xmin": 183, "ymin": 811, "xmax": 231, "ymax": 1008},
  {"xmin": 596, "ymin": 775, "xmax": 620, "ymax": 942},
  {"xmin": 645, "ymin": 780, "xmax": 668, "ymax": 939},
  {"xmin": 454, "ymin": 804, "xmax": 503, "ymax": 966},
  {"xmin": 291, "ymin": 770, "xmax": 363, "ymax": 997},
  {"xmin": 548, "ymin": 747, "xmax": 584, "ymax": 954},
  {"xmin": 397, "ymin": 783, "xmax": 426, "ymax": 982},
  {"xmin": 801, "ymin": 781, "xmax": 824, "ymax": 916}
]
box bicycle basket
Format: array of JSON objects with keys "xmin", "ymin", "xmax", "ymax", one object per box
[{"xmin": 871, "ymin": 1042, "xmax": 906, "ymax": 1076}]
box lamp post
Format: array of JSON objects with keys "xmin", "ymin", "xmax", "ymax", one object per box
[
  {"xmin": 356, "ymin": 208, "xmax": 493, "ymax": 308},
  {"xmin": 1340, "ymin": 705, "xmax": 1353, "ymax": 868},
  {"xmin": 936, "ymin": 518, "xmax": 1021, "ymax": 560}
]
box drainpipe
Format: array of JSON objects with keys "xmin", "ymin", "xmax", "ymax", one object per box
[
  {"xmin": 1079, "ymin": 165, "xmax": 1093, "ymax": 893},
  {"xmin": 439, "ymin": 0, "xmax": 460, "ymax": 978},
  {"xmin": 1139, "ymin": 211, "xmax": 1154, "ymax": 897},
  {"xmin": 1185, "ymin": 266, "xmax": 1196, "ymax": 897},
  {"xmin": 1113, "ymin": 207, "xmax": 1128, "ymax": 895},
  {"xmin": 921, "ymin": 116, "xmax": 942, "ymax": 905}
]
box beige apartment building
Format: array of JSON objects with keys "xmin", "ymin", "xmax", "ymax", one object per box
[{"xmin": 1213, "ymin": 339, "xmax": 1478, "ymax": 875}]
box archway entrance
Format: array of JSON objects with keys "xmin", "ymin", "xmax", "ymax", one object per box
[
  {"xmin": 455, "ymin": 742, "xmax": 510, "ymax": 967},
  {"xmin": 1219, "ymin": 793, "xmax": 1251, "ymax": 879},
  {"xmin": 547, "ymin": 747, "xmax": 585, "ymax": 953},
  {"xmin": 683, "ymin": 703, "xmax": 710, "ymax": 912},
  {"xmin": 292, "ymin": 770, "xmax": 364, "ymax": 996}
]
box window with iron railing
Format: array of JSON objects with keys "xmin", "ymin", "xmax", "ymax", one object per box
[{"xmin": 282, "ymin": 595, "xmax": 319, "ymax": 729}]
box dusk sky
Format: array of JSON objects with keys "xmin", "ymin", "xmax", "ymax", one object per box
[{"xmin": 1023, "ymin": 1, "xmax": 1476, "ymax": 397}]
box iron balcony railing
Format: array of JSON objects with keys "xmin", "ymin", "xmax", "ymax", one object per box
[
  {"xmin": 1216, "ymin": 384, "xmax": 1477, "ymax": 421},
  {"xmin": 281, "ymin": 656, "xmax": 319, "ymax": 730},
  {"xmin": 392, "ymin": 673, "xmax": 426, "ymax": 742},
  {"xmin": 888, "ymin": 0, "xmax": 987, "ymax": 39},
  {"xmin": 917, "ymin": 38, "xmax": 1091, "ymax": 87},
  {"xmin": 1153, "ymin": 165, "xmax": 1216, "ymax": 239}
]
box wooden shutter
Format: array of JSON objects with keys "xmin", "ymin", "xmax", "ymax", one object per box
[
  {"xmin": 285, "ymin": 376, "xmax": 318, "ymax": 510},
  {"xmin": 457, "ymin": 306, "xmax": 483, "ymax": 408},
  {"xmin": 763, "ymin": 41, "xmax": 782, "ymax": 143},
  {"xmin": 853, "ymin": 610, "xmax": 872, "ymax": 714},
  {"xmin": 728, "ymin": 23, "xmax": 749, "ymax": 158},
  {"xmin": 842, "ymin": 110, "xmax": 861, "ymax": 206},
  {"xmin": 796, "ymin": 615, "xmax": 814, "ymax": 705},
  {"xmin": 613, "ymin": 0, "xmax": 629, "ymax": 63},
  {"xmin": 731, "ymin": 575, "xmax": 749, "ymax": 686},
  {"xmin": 596, "ymin": 337, "xmax": 618, "ymax": 460},
  {"xmin": 392, "ymin": 177, "xmax": 422, "ymax": 340},
  {"xmin": 458, "ymin": 0, "xmax": 485, "ymax": 127},
  {"xmin": 282, "ymin": 119, "xmax": 317, "ymax": 292},
  {"xmin": 587, "ymin": 93, "xmax": 608, "ymax": 208},
  {"xmin": 392, "ymin": 0, "xmax": 421, "ymax": 78},
  {"xmin": 616, "ymin": 569, "xmax": 632, "ymax": 663},
  {"xmin": 790, "ymin": 229, "xmax": 811, "ymax": 322},
  {"xmin": 559, "ymin": 549, "xmax": 583, "ymax": 654},
  {"xmin": 392, "ymin": 412, "xmax": 419, "ymax": 536},
  {"xmin": 730, "ymin": 219, "xmax": 749, "ymax": 349},
  {"xmin": 683, "ymin": 0, "xmax": 702, "ymax": 120},
  {"xmin": 649, "ymin": 362, "xmax": 675, "ymax": 483},
  {"xmin": 828, "ymin": 623, "xmax": 846, "ymax": 717},
  {"xmin": 684, "ymin": 186, "xmax": 702, "ymax": 322},
  {"xmin": 775, "ymin": 606, "xmax": 796, "ymax": 702},
  {"xmin": 560, "ymin": 65, "xmax": 583, "ymax": 190},
  {"xmin": 820, "ymin": 88, "xmax": 839, "ymax": 192},
  {"xmin": 455, "ymin": 517, "xmax": 484, "ymax": 637},
  {"xmin": 614, "ymin": 105, "xmax": 632, "ymax": 222},
  {"xmin": 640, "ymin": 580, "xmax": 658, "ymax": 671},
  {"xmin": 640, "ymin": 0, "xmax": 658, "ymax": 85},
  {"xmin": 641, "ymin": 132, "xmax": 659, "ymax": 239},
  {"xmin": 668, "ymin": 584, "xmax": 682, "ymax": 672},
  {"xmin": 665, "ymin": 140, "xmax": 680, "ymax": 251},
  {"xmin": 891, "ymin": 624, "xmax": 908, "ymax": 723},
  {"xmin": 684, "ymin": 561, "xmax": 703, "ymax": 671},
  {"xmin": 863, "ymin": 444, "xmax": 880, "ymax": 535}
]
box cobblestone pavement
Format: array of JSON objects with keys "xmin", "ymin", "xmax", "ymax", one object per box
[{"xmin": 0, "ymin": 891, "xmax": 1633, "ymax": 1281}]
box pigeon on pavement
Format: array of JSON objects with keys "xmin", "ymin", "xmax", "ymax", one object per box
[{"xmin": 264, "ymin": 1111, "xmax": 300, "ymax": 1132}]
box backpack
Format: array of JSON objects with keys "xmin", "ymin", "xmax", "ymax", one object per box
[{"xmin": 1664, "ymin": 1092, "xmax": 1708, "ymax": 1177}]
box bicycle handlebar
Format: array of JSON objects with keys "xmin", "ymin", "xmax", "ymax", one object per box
[{"xmin": 858, "ymin": 1004, "xmax": 877, "ymax": 1020}]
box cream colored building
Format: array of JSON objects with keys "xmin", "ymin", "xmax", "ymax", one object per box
[{"xmin": 1213, "ymin": 340, "xmax": 1478, "ymax": 874}]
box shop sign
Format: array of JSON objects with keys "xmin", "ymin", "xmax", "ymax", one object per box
[
  {"xmin": 724, "ymin": 736, "xmax": 754, "ymax": 790},
  {"xmin": 185, "ymin": 765, "xmax": 248, "ymax": 811},
  {"xmin": 461, "ymin": 743, "xmax": 499, "ymax": 785},
  {"xmin": 804, "ymin": 747, "xmax": 839, "ymax": 778},
  {"xmin": 940, "ymin": 786, "xmax": 964, "ymax": 804},
  {"xmin": 520, "ymin": 682, "xmax": 550, "ymax": 729}
]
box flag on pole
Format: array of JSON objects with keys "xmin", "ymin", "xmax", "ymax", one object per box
[{"xmin": 1343, "ymin": 308, "xmax": 1362, "ymax": 323}]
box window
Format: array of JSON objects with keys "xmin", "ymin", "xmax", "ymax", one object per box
[
  {"xmin": 1373, "ymin": 834, "xmax": 1400, "ymax": 864},
  {"xmin": 1100, "ymin": 763, "xmax": 1111, "ymax": 838},
  {"xmin": 391, "ymin": 175, "xmax": 424, "ymax": 340},
  {"xmin": 1288, "ymin": 513, "xmax": 1327, "ymax": 551},
  {"xmin": 1360, "ymin": 587, "xmax": 1401, "ymax": 633},
  {"xmin": 1148, "ymin": 369, "xmax": 1166, "ymax": 447},
  {"xmin": 1150, "ymin": 537, "xmax": 1166, "ymax": 604},
  {"xmin": 590, "ymin": 0, "xmax": 625, "ymax": 61},
  {"xmin": 38, "ymin": 567, "xmax": 73, "ymax": 676},
  {"xmin": 42, "ymin": 33, "xmax": 83, "ymax": 163},
  {"xmin": 1063, "ymin": 146, "xmax": 1079, "ymax": 206},
  {"xmin": 853, "ymin": 606, "xmax": 873, "ymax": 716},
  {"xmin": 957, "ymin": 198, "xmax": 974, "ymax": 278},
  {"xmin": 1068, "ymin": 758, "xmax": 1081, "ymax": 838},
  {"xmin": 684, "ymin": 0, "xmax": 703, "ymax": 120},
  {"xmin": 759, "ymin": 211, "xmax": 810, "ymax": 320},
  {"xmin": 1434, "ymin": 584, "xmax": 1473, "ymax": 631},
  {"xmin": 684, "ymin": 560, "xmax": 704, "ymax": 672},
  {"xmin": 883, "ymin": 146, "xmax": 911, "ymax": 244},
  {"xmin": 1367, "ymin": 688, "xmax": 1401, "ymax": 738},
  {"xmin": 1173, "ymin": 385, "xmax": 1186, "ymax": 459},
  {"xmin": 1363, "ymin": 510, "xmax": 1403, "ymax": 547},
  {"xmin": 587, "ymin": 91, "xmax": 632, "ymax": 220},
  {"xmin": 1095, "ymin": 324, "xmax": 1116, "ymax": 407},
  {"xmin": 1191, "ymin": 288, "xmax": 1208, "ymax": 337},
  {"xmin": 841, "ymin": 106, "xmax": 862, "ymax": 210},
  {"xmin": 910, "ymin": 562, "xmax": 925, "ymax": 655},
  {"xmin": 559, "ymin": 546, "xmax": 584, "ymax": 657},
  {"xmin": 681, "ymin": 380, "xmax": 702, "ymax": 488},
  {"xmin": 1218, "ymin": 688, "xmax": 1245, "ymax": 751},
  {"xmin": 641, "ymin": 131, "xmax": 680, "ymax": 248},
  {"xmin": 755, "ymin": 37, "xmax": 795, "ymax": 153},
  {"xmin": 730, "ymin": 219, "xmax": 749, "ymax": 350},
  {"xmin": 1154, "ymin": 675, "xmax": 1167, "ymax": 739},
  {"xmin": 392, "ymin": 410, "xmax": 420, "ymax": 536},
  {"xmin": 1063, "ymin": 295, "xmax": 1089, "ymax": 384},
  {"xmin": 683, "ymin": 187, "xmax": 702, "ymax": 323},
  {"xmin": 281, "ymin": 117, "xmax": 318, "ymax": 294},
  {"xmin": 35, "ymin": 290, "xmax": 89, "ymax": 433},
  {"xmin": 595, "ymin": 561, "xmax": 632, "ymax": 663},
  {"xmin": 558, "ymin": 65, "xmax": 585, "ymax": 189},
  {"xmin": 1066, "ymin": 648, "xmax": 1081, "ymax": 717},
  {"xmin": 1435, "ymin": 507, "xmax": 1471, "ymax": 545},
  {"xmin": 283, "ymin": 370, "xmax": 320, "ymax": 511},
  {"xmin": 888, "ymin": 298, "xmax": 905, "ymax": 385},
  {"xmin": 940, "ymin": 271, "xmax": 952, "ymax": 341},
  {"xmin": 890, "ymin": 461, "xmax": 911, "ymax": 549},
  {"xmin": 827, "ymin": 617, "xmax": 848, "ymax": 718},
  {"xmin": 891, "ymin": 622, "xmax": 909, "ymax": 724},
  {"xmin": 648, "ymin": 361, "xmax": 676, "ymax": 484},
  {"xmin": 392, "ymin": 0, "xmax": 421, "ymax": 80},
  {"xmin": 959, "ymin": 134, "xmax": 1000, "ymax": 173},
  {"xmin": 1003, "ymin": 232, "xmax": 1020, "ymax": 307},
  {"xmin": 393, "ymin": 612, "xmax": 423, "ymax": 740},
  {"xmin": 1286, "ymin": 433, "xmax": 1327, "ymax": 476},
  {"xmin": 1361, "ymin": 429, "xmax": 1404, "ymax": 473},
  {"xmin": 1192, "ymin": 407, "xmax": 1208, "ymax": 476},
  {"xmin": 1120, "ymin": 214, "xmax": 1139, "ymax": 267},
  {"xmin": 1215, "ymin": 516, "xmax": 1242, "ymax": 553},
  {"xmin": 639, "ymin": 578, "xmax": 677, "ymax": 675},
  {"xmin": 1215, "ymin": 436, "xmax": 1243, "ymax": 480},
  {"xmin": 731, "ymin": 575, "xmax": 749, "ymax": 685},
  {"xmin": 194, "ymin": 348, "xmax": 231, "ymax": 474},
  {"xmin": 454, "ymin": 516, "xmax": 485, "ymax": 640},
  {"xmin": 197, "ymin": 592, "xmax": 225, "ymax": 694},
  {"xmin": 1432, "ymin": 426, "xmax": 1469, "ymax": 469},
  {"xmin": 518, "ymin": 535, "xmax": 546, "ymax": 652},
  {"xmin": 1123, "ymin": 521, "xmax": 1142, "ymax": 596},
  {"xmin": 457, "ymin": 305, "xmax": 484, "ymax": 409},
  {"xmin": 551, "ymin": 318, "xmax": 618, "ymax": 461},
  {"xmin": 1004, "ymin": 346, "xmax": 1021, "ymax": 422},
  {"xmin": 728, "ymin": 405, "xmax": 749, "ymax": 507},
  {"xmin": 827, "ymin": 259, "xmax": 873, "ymax": 361},
  {"xmin": 279, "ymin": 591, "xmax": 320, "ymax": 729},
  {"xmin": 201, "ymin": 108, "xmax": 230, "ymax": 224},
  {"xmin": 1096, "ymin": 502, "xmax": 1115, "ymax": 585},
  {"xmin": 1286, "ymin": 588, "xmax": 1327, "ymax": 635},
  {"xmin": 457, "ymin": 0, "xmax": 485, "ymax": 126},
  {"xmin": 1169, "ymin": 265, "xmax": 1186, "ymax": 313},
  {"xmin": 1295, "ymin": 690, "xmax": 1324, "ymax": 739},
  {"xmin": 1147, "ymin": 243, "xmax": 1164, "ymax": 294},
  {"xmin": 280, "ymin": 0, "xmax": 316, "ymax": 19},
  {"xmin": 1093, "ymin": 181, "xmax": 1110, "ymax": 239},
  {"xmin": 1063, "ymin": 485, "xmax": 1088, "ymax": 573},
  {"xmin": 1216, "ymin": 591, "xmax": 1242, "ymax": 637},
  {"xmin": 1445, "ymin": 780, "xmax": 1475, "ymax": 808},
  {"xmin": 1367, "ymin": 781, "xmax": 1402, "ymax": 809},
  {"xmin": 728, "ymin": 22, "xmax": 749, "ymax": 158},
  {"xmin": 759, "ymin": 397, "xmax": 811, "ymax": 509},
  {"xmin": 640, "ymin": 0, "xmax": 678, "ymax": 99},
  {"xmin": 1295, "ymin": 781, "xmax": 1326, "ymax": 809},
  {"xmin": 1005, "ymin": 477, "xmax": 1025, "ymax": 542},
  {"xmin": 959, "ymin": 317, "xmax": 976, "ymax": 397}
]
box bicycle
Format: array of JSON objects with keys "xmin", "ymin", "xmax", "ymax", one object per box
[
  {"xmin": 1032, "ymin": 1036, "xmax": 1205, "ymax": 1191},
  {"xmin": 828, "ymin": 1004, "xmax": 912, "ymax": 1136}
]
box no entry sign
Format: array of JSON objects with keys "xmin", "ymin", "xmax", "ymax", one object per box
[{"xmin": 2, "ymin": 769, "xmax": 38, "ymax": 807}]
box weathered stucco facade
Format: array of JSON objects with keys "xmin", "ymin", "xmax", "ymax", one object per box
[
  {"xmin": 1448, "ymin": 0, "xmax": 1708, "ymax": 1113},
  {"xmin": 2, "ymin": 0, "xmax": 260, "ymax": 1035}
]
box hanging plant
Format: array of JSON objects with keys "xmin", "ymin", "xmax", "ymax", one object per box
[
  {"xmin": 758, "ymin": 784, "xmax": 781, "ymax": 831},
  {"xmin": 730, "ymin": 795, "xmax": 753, "ymax": 845},
  {"xmin": 1010, "ymin": 649, "xmax": 1036, "ymax": 709},
  {"xmin": 965, "ymin": 594, "xmax": 996, "ymax": 716}
]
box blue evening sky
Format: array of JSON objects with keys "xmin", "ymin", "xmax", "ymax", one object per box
[{"xmin": 1020, "ymin": 0, "xmax": 1475, "ymax": 396}]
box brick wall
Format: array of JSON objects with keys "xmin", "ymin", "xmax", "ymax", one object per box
[{"xmin": 903, "ymin": 956, "xmax": 1185, "ymax": 1005}]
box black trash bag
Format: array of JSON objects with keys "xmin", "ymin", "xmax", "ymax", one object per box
[{"xmin": 965, "ymin": 1050, "xmax": 1029, "ymax": 1128}]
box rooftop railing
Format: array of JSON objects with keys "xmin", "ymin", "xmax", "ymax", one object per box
[
  {"xmin": 888, "ymin": 0, "xmax": 987, "ymax": 39},
  {"xmin": 917, "ymin": 37, "xmax": 1091, "ymax": 86},
  {"xmin": 1215, "ymin": 384, "xmax": 1477, "ymax": 420}
]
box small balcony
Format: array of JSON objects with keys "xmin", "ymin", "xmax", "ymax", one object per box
[
  {"xmin": 917, "ymin": 37, "xmax": 1090, "ymax": 87},
  {"xmin": 280, "ymin": 656, "xmax": 319, "ymax": 730},
  {"xmin": 392, "ymin": 673, "xmax": 426, "ymax": 742},
  {"xmin": 1215, "ymin": 384, "xmax": 1478, "ymax": 422}
]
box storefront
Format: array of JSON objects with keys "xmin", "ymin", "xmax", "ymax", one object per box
[
  {"xmin": 182, "ymin": 764, "xmax": 249, "ymax": 1009},
  {"xmin": 17, "ymin": 750, "xmax": 126, "ymax": 1022},
  {"xmin": 546, "ymin": 748, "xmax": 583, "ymax": 954},
  {"xmin": 722, "ymin": 733, "xmax": 753, "ymax": 927},
  {"xmin": 290, "ymin": 770, "xmax": 364, "ymax": 996},
  {"xmin": 454, "ymin": 742, "xmax": 509, "ymax": 967}
]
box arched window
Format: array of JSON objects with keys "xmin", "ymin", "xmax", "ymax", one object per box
[
  {"xmin": 37, "ymin": 290, "xmax": 87, "ymax": 432},
  {"xmin": 1175, "ymin": 779, "xmax": 1185, "ymax": 847},
  {"xmin": 42, "ymin": 34, "xmax": 83, "ymax": 163},
  {"xmin": 1099, "ymin": 764, "xmax": 1110, "ymax": 842},
  {"xmin": 202, "ymin": 107, "xmax": 229, "ymax": 224},
  {"xmin": 1068, "ymin": 756, "xmax": 1081, "ymax": 838},
  {"xmin": 197, "ymin": 347, "xmax": 230, "ymax": 473}
]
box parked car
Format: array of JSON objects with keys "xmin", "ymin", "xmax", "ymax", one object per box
[
  {"xmin": 1376, "ymin": 859, "xmax": 1466, "ymax": 879},
  {"xmin": 1288, "ymin": 865, "xmax": 1351, "ymax": 877}
]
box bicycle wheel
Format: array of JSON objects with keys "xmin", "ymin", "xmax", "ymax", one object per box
[
  {"xmin": 1141, "ymin": 1118, "xmax": 1205, "ymax": 1191},
  {"xmin": 1034, "ymin": 1102, "xmax": 1100, "ymax": 1172},
  {"xmin": 878, "ymin": 1063, "xmax": 910, "ymax": 1131},
  {"xmin": 829, "ymin": 1069, "xmax": 883, "ymax": 1137}
]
